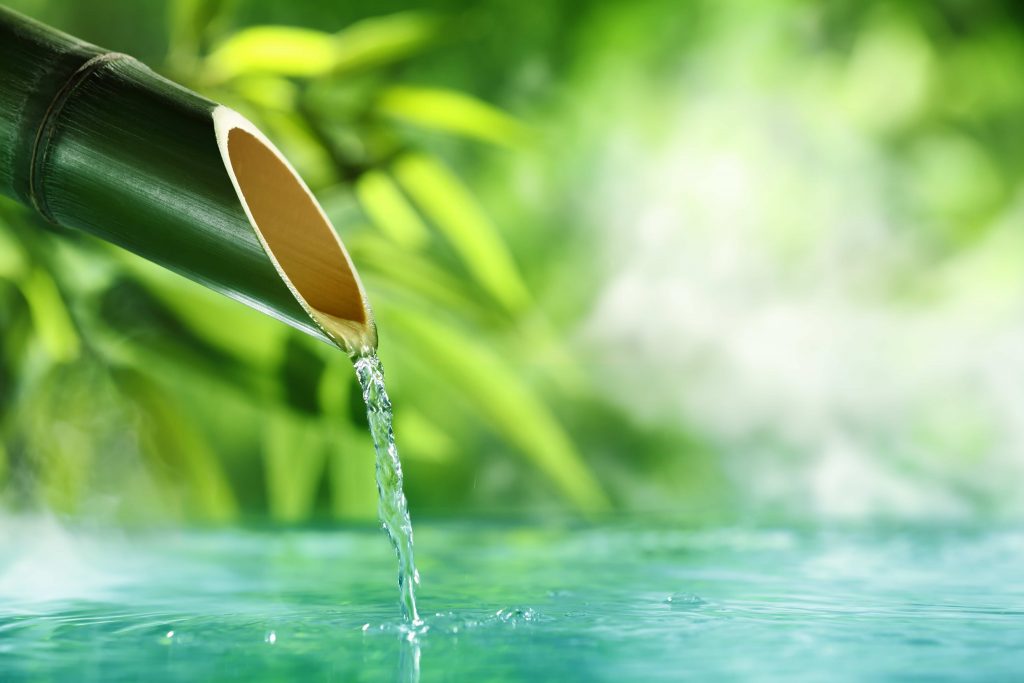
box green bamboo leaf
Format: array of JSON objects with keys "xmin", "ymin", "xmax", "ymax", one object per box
[
  {"xmin": 20, "ymin": 268, "xmax": 79, "ymax": 362},
  {"xmin": 258, "ymin": 110, "xmax": 338, "ymax": 189},
  {"xmin": 0, "ymin": 439, "xmax": 7, "ymax": 488},
  {"xmin": 167, "ymin": 0, "xmax": 233, "ymax": 72},
  {"xmin": 355, "ymin": 170, "xmax": 431, "ymax": 249},
  {"xmin": 0, "ymin": 222, "xmax": 27, "ymax": 280},
  {"xmin": 318, "ymin": 353, "xmax": 358, "ymax": 421},
  {"xmin": 319, "ymin": 358, "xmax": 377, "ymax": 520},
  {"xmin": 168, "ymin": 0, "xmax": 207, "ymax": 51},
  {"xmin": 332, "ymin": 12, "xmax": 438, "ymax": 74},
  {"xmin": 116, "ymin": 253, "xmax": 286, "ymax": 370},
  {"xmin": 264, "ymin": 411, "xmax": 327, "ymax": 522},
  {"xmin": 384, "ymin": 305, "xmax": 608, "ymax": 512},
  {"xmin": 95, "ymin": 281, "xmax": 277, "ymax": 410},
  {"xmin": 116, "ymin": 369, "xmax": 238, "ymax": 522},
  {"xmin": 328, "ymin": 425, "xmax": 378, "ymax": 521},
  {"xmin": 376, "ymin": 86, "xmax": 530, "ymax": 148},
  {"xmin": 206, "ymin": 26, "xmax": 338, "ymax": 80},
  {"xmin": 233, "ymin": 75, "xmax": 299, "ymax": 111},
  {"xmin": 395, "ymin": 409, "xmax": 455, "ymax": 463},
  {"xmin": 348, "ymin": 233, "xmax": 487, "ymax": 318},
  {"xmin": 393, "ymin": 153, "xmax": 531, "ymax": 313},
  {"xmin": 205, "ymin": 13, "xmax": 436, "ymax": 82}
]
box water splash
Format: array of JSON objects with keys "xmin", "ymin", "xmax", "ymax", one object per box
[
  {"xmin": 398, "ymin": 630, "xmax": 422, "ymax": 683},
  {"xmin": 354, "ymin": 352, "xmax": 421, "ymax": 625}
]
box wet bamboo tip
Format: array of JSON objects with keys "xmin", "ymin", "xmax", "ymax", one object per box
[{"xmin": 213, "ymin": 107, "xmax": 377, "ymax": 355}]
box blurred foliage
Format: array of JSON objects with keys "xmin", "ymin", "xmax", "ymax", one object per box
[
  {"xmin": 3, "ymin": 0, "xmax": 1024, "ymax": 523},
  {"xmin": 0, "ymin": 0, "xmax": 612, "ymax": 523}
]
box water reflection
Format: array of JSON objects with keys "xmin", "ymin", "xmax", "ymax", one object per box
[{"xmin": 398, "ymin": 630, "xmax": 421, "ymax": 683}]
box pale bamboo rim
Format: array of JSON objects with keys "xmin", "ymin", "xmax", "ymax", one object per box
[{"xmin": 213, "ymin": 106, "xmax": 376, "ymax": 354}]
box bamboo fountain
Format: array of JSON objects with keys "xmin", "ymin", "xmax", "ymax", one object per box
[{"xmin": 0, "ymin": 4, "xmax": 375, "ymax": 354}]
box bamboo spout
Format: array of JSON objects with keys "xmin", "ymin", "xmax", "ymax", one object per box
[
  {"xmin": 0, "ymin": 5, "xmax": 375, "ymax": 353},
  {"xmin": 215, "ymin": 109, "xmax": 376, "ymax": 353}
]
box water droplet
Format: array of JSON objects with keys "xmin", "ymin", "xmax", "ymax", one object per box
[{"xmin": 665, "ymin": 592, "xmax": 706, "ymax": 610}]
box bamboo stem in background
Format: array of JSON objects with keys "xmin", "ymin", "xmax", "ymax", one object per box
[{"xmin": 0, "ymin": 5, "xmax": 376, "ymax": 353}]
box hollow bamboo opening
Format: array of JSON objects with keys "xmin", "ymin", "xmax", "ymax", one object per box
[{"xmin": 213, "ymin": 107, "xmax": 375, "ymax": 352}]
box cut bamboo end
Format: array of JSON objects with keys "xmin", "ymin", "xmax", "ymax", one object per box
[{"xmin": 213, "ymin": 106, "xmax": 377, "ymax": 355}]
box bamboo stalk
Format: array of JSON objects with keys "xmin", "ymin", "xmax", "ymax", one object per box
[{"xmin": 0, "ymin": 5, "xmax": 376, "ymax": 353}]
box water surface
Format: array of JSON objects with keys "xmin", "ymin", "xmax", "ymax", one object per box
[{"xmin": 1, "ymin": 521, "xmax": 1022, "ymax": 681}]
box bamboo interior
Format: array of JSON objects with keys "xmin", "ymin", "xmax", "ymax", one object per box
[{"xmin": 220, "ymin": 118, "xmax": 374, "ymax": 351}]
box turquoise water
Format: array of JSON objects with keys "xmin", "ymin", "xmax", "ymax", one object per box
[
  {"xmin": 354, "ymin": 352, "xmax": 420, "ymax": 625},
  {"xmin": 1, "ymin": 521, "xmax": 1023, "ymax": 681}
]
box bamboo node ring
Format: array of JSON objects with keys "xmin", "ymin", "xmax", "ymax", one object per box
[{"xmin": 28, "ymin": 51, "xmax": 132, "ymax": 223}]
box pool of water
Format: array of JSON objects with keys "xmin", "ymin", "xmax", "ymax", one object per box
[{"xmin": 1, "ymin": 519, "xmax": 1022, "ymax": 681}]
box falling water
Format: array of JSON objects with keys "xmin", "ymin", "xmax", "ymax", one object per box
[{"xmin": 354, "ymin": 351, "xmax": 421, "ymax": 625}]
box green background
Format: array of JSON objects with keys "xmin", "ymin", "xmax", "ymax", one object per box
[{"xmin": 2, "ymin": 0, "xmax": 1024, "ymax": 524}]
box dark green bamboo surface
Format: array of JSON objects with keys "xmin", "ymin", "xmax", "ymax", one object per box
[{"xmin": 0, "ymin": 4, "xmax": 351, "ymax": 347}]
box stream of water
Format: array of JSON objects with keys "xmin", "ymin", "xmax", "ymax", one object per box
[{"xmin": 354, "ymin": 351, "xmax": 421, "ymax": 626}]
